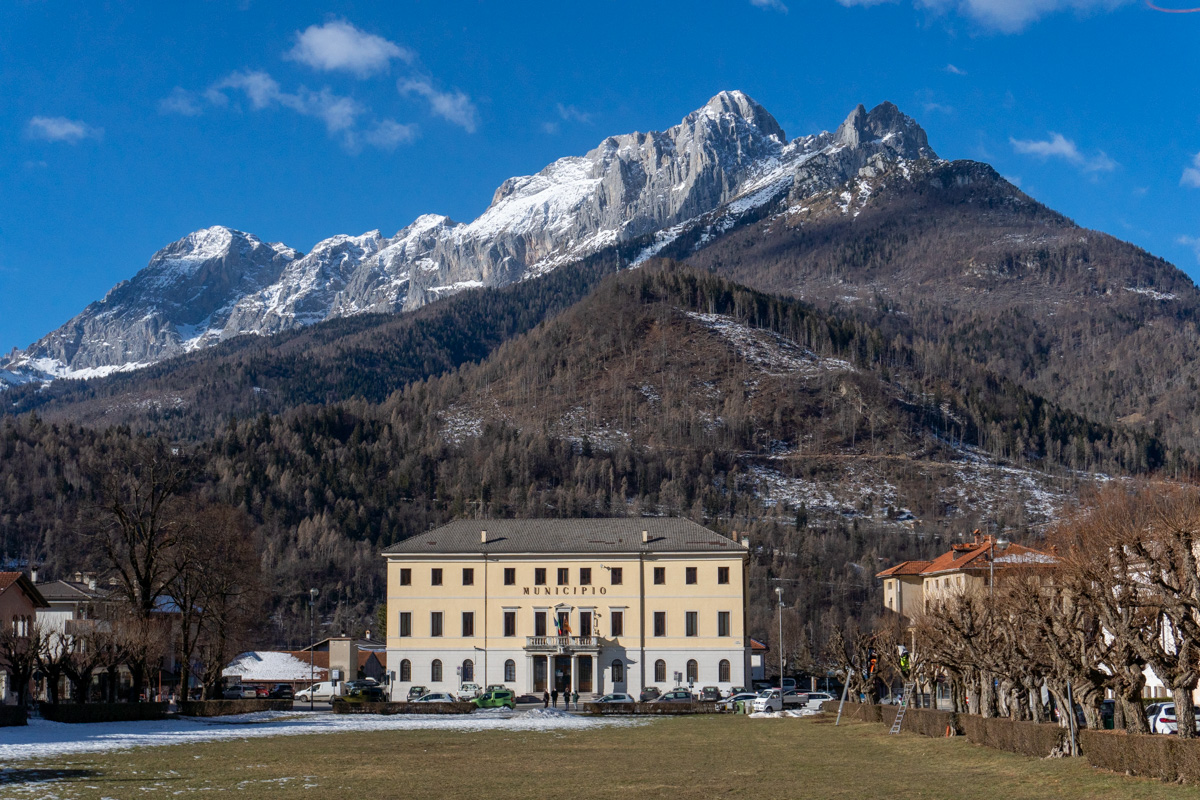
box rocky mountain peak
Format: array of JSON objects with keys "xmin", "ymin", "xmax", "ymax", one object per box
[
  {"xmin": 700, "ymin": 90, "xmax": 786, "ymax": 142},
  {"xmin": 834, "ymin": 101, "xmax": 935, "ymax": 160}
]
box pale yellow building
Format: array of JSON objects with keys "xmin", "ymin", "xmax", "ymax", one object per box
[{"xmin": 383, "ymin": 518, "xmax": 750, "ymax": 698}]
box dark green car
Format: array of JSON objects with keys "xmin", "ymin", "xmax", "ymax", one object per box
[
  {"xmin": 473, "ymin": 689, "xmax": 516, "ymax": 709},
  {"xmin": 334, "ymin": 686, "xmax": 388, "ymax": 705}
]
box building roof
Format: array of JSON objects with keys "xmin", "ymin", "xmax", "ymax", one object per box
[
  {"xmin": 382, "ymin": 518, "xmax": 743, "ymax": 556},
  {"xmin": 224, "ymin": 651, "xmax": 329, "ymax": 682},
  {"xmin": 35, "ymin": 579, "xmax": 111, "ymax": 603},
  {"xmin": 0, "ymin": 572, "xmax": 49, "ymax": 608},
  {"xmin": 875, "ymin": 537, "xmax": 1055, "ymax": 579}
]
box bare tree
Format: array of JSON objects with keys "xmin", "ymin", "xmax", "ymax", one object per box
[{"xmin": 0, "ymin": 621, "xmax": 45, "ymax": 707}]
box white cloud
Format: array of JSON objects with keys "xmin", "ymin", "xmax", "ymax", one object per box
[
  {"xmin": 945, "ymin": 63, "xmax": 967, "ymax": 75},
  {"xmin": 1180, "ymin": 235, "xmax": 1200, "ymax": 263},
  {"xmin": 838, "ymin": 0, "xmax": 1133, "ymax": 31},
  {"xmin": 1010, "ymin": 132, "xmax": 1117, "ymax": 173},
  {"xmin": 399, "ymin": 78, "xmax": 477, "ymax": 132},
  {"xmin": 557, "ymin": 103, "xmax": 592, "ymax": 124},
  {"xmin": 286, "ymin": 20, "xmax": 412, "ymax": 78},
  {"xmin": 26, "ymin": 116, "xmax": 102, "ymax": 143},
  {"xmin": 208, "ymin": 70, "xmax": 365, "ymax": 136},
  {"xmin": 158, "ymin": 87, "xmax": 203, "ymax": 116},
  {"xmin": 751, "ymin": 0, "xmax": 790, "ymax": 10},
  {"xmin": 1181, "ymin": 153, "xmax": 1200, "ymax": 189},
  {"xmin": 542, "ymin": 121, "xmax": 560, "ymax": 135},
  {"xmin": 363, "ymin": 119, "xmax": 418, "ymax": 150},
  {"xmin": 923, "ymin": 101, "xmax": 954, "ymax": 114}
]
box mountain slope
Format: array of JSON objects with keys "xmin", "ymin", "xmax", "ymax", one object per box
[{"xmin": 2, "ymin": 91, "xmax": 935, "ymax": 381}]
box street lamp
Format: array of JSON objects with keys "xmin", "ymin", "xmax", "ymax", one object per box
[
  {"xmin": 776, "ymin": 587, "xmax": 785, "ymax": 690},
  {"xmin": 308, "ymin": 588, "xmax": 319, "ymax": 711}
]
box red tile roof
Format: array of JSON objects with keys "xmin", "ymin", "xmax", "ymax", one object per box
[
  {"xmin": 876, "ymin": 560, "xmax": 932, "ymax": 578},
  {"xmin": 876, "ymin": 538, "xmax": 1054, "ymax": 579},
  {"xmin": 0, "ymin": 572, "xmax": 50, "ymax": 607}
]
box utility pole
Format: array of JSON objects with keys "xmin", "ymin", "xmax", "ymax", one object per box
[
  {"xmin": 308, "ymin": 587, "xmax": 319, "ymax": 711},
  {"xmin": 776, "ymin": 586, "xmax": 785, "ymax": 688}
]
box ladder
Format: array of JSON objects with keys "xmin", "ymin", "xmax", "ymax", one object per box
[{"xmin": 889, "ymin": 682, "xmax": 917, "ymax": 734}]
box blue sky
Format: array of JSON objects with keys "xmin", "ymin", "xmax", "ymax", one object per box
[{"xmin": 1, "ymin": 0, "xmax": 1197, "ymax": 353}]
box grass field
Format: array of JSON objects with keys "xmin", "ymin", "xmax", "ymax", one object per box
[{"xmin": 4, "ymin": 714, "xmax": 1200, "ymax": 799}]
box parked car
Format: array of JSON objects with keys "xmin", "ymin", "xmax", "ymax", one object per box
[
  {"xmin": 486, "ymin": 684, "xmax": 509, "ymax": 692},
  {"xmin": 407, "ymin": 685, "xmax": 429, "ymax": 702},
  {"xmin": 295, "ymin": 681, "xmax": 342, "ymax": 702},
  {"xmin": 345, "ymin": 679, "xmax": 378, "ymax": 692},
  {"xmin": 653, "ymin": 689, "xmax": 694, "ymax": 704},
  {"xmin": 220, "ymin": 684, "xmax": 257, "ymax": 700},
  {"xmin": 803, "ymin": 691, "xmax": 836, "ymax": 711},
  {"xmin": 267, "ymin": 684, "xmax": 294, "ymax": 700},
  {"xmin": 698, "ymin": 686, "xmax": 721, "ymax": 702},
  {"xmin": 254, "ymin": 685, "xmax": 270, "ymax": 698},
  {"xmin": 474, "ymin": 690, "xmax": 516, "ymax": 709},
  {"xmin": 639, "ymin": 686, "xmax": 662, "ymax": 702},
  {"xmin": 333, "ymin": 686, "xmax": 388, "ymax": 705},
  {"xmin": 595, "ymin": 693, "xmax": 636, "ymax": 704},
  {"xmin": 1151, "ymin": 704, "xmax": 1200, "ymax": 734},
  {"xmin": 414, "ymin": 692, "xmax": 457, "ymax": 703},
  {"xmin": 457, "ymin": 683, "xmax": 483, "ymax": 700},
  {"xmin": 717, "ymin": 692, "xmax": 759, "ymax": 712},
  {"xmin": 752, "ymin": 688, "xmax": 807, "ymax": 713}
]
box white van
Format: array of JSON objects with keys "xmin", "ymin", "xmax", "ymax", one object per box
[{"xmin": 295, "ymin": 681, "xmax": 342, "ymax": 702}]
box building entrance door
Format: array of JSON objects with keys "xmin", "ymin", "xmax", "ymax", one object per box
[
  {"xmin": 578, "ymin": 656, "xmax": 593, "ymax": 693},
  {"xmin": 533, "ymin": 656, "xmax": 547, "ymax": 692},
  {"xmin": 554, "ymin": 656, "xmax": 572, "ymax": 693}
]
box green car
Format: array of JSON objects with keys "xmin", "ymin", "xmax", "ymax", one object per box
[
  {"xmin": 334, "ymin": 686, "xmax": 388, "ymax": 705},
  {"xmin": 473, "ymin": 689, "xmax": 516, "ymax": 709}
]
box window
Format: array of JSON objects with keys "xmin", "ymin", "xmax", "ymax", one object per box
[
  {"xmin": 718, "ymin": 659, "xmax": 731, "ymax": 683},
  {"xmin": 398, "ymin": 612, "xmax": 412, "ymax": 637},
  {"xmin": 685, "ymin": 611, "xmax": 698, "ymax": 637},
  {"xmin": 534, "ymin": 611, "xmax": 547, "ymax": 637},
  {"xmin": 685, "ymin": 567, "xmax": 697, "ymax": 585},
  {"xmin": 504, "ymin": 567, "xmax": 516, "ymax": 586},
  {"xmin": 534, "ymin": 568, "xmax": 546, "ymax": 586},
  {"xmin": 462, "ymin": 659, "xmax": 474, "ymax": 682},
  {"xmin": 610, "ymin": 611, "xmax": 624, "ymax": 637},
  {"xmin": 686, "ymin": 659, "xmax": 698, "ymax": 683},
  {"xmin": 504, "ymin": 611, "xmax": 516, "ymax": 637},
  {"xmin": 462, "ymin": 612, "xmax": 475, "ymax": 637},
  {"xmin": 463, "ymin": 568, "xmax": 474, "ymax": 586},
  {"xmin": 612, "ymin": 660, "xmax": 624, "ymax": 683},
  {"xmin": 431, "ymin": 568, "xmax": 443, "ymax": 586},
  {"xmin": 717, "ymin": 566, "xmax": 730, "ymax": 585},
  {"xmin": 654, "ymin": 659, "xmax": 666, "ymax": 683},
  {"xmin": 580, "ymin": 567, "xmax": 592, "ymax": 585},
  {"xmin": 717, "ymin": 611, "xmax": 730, "ymax": 637},
  {"xmin": 400, "ymin": 568, "xmax": 412, "ymax": 586},
  {"xmin": 558, "ymin": 567, "xmax": 569, "ymax": 586},
  {"xmin": 504, "ymin": 659, "xmax": 516, "ymax": 682},
  {"xmin": 431, "ymin": 612, "xmax": 443, "ymax": 637},
  {"xmin": 400, "ymin": 659, "xmax": 411, "ymax": 682},
  {"xmin": 654, "ymin": 611, "xmax": 666, "ymax": 637},
  {"xmin": 580, "ymin": 611, "xmax": 592, "ymax": 637},
  {"xmin": 611, "ymin": 567, "xmax": 623, "ymax": 585},
  {"xmin": 431, "ymin": 659, "xmax": 442, "ymax": 682},
  {"xmin": 653, "ymin": 567, "xmax": 665, "ymax": 585}
]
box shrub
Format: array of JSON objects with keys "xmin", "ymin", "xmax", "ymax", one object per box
[
  {"xmin": 959, "ymin": 715, "xmax": 1066, "ymax": 758},
  {"xmin": 39, "ymin": 702, "xmax": 168, "ymax": 724},
  {"xmin": 632, "ymin": 702, "xmax": 718, "ymax": 715},
  {"xmin": 331, "ymin": 701, "xmax": 474, "ymax": 715},
  {"xmin": 904, "ymin": 707, "xmax": 960, "ymax": 737},
  {"xmin": 1081, "ymin": 729, "xmax": 1200, "ymax": 783},
  {"xmin": 179, "ymin": 700, "xmax": 293, "ymax": 717}
]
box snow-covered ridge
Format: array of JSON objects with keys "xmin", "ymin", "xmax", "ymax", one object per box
[{"xmin": 3, "ymin": 92, "xmax": 936, "ymax": 383}]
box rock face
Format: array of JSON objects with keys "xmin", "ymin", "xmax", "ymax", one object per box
[{"xmin": 2, "ymin": 92, "xmax": 937, "ymax": 381}]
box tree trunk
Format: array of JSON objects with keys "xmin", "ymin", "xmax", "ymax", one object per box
[
  {"xmin": 1174, "ymin": 687, "xmax": 1197, "ymax": 738},
  {"xmin": 1119, "ymin": 697, "xmax": 1149, "ymax": 734}
]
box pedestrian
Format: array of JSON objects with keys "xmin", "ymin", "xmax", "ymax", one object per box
[
  {"xmin": 543, "ymin": 691, "xmax": 550, "ymax": 708},
  {"xmin": 551, "ymin": 689, "xmax": 559, "ymax": 708},
  {"xmin": 571, "ymin": 690, "xmax": 579, "ymax": 710}
]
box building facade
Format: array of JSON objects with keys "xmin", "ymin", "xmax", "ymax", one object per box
[{"xmin": 383, "ymin": 518, "xmax": 750, "ymax": 699}]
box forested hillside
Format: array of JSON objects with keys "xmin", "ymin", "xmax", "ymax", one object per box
[{"xmin": 2, "ymin": 265, "xmax": 1178, "ymax": 658}]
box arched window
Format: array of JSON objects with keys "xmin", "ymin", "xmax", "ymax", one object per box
[
  {"xmin": 431, "ymin": 659, "xmax": 442, "ymax": 682},
  {"xmin": 400, "ymin": 659, "xmax": 412, "ymax": 682},
  {"xmin": 462, "ymin": 659, "xmax": 474, "ymax": 682},
  {"xmin": 654, "ymin": 659, "xmax": 666, "ymax": 683},
  {"xmin": 686, "ymin": 659, "xmax": 698, "ymax": 683},
  {"xmin": 718, "ymin": 659, "xmax": 730, "ymax": 683},
  {"xmin": 611, "ymin": 659, "xmax": 624, "ymax": 683},
  {"xmin": 504, "ymin": 659, "xmax": 516, "ymax": 682}
]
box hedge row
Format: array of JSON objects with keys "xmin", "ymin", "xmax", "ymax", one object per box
[
  {"xmin": 39, "ymin": 702, "xmax": 168, "ymax": 724},
  {"xmin": 584, "ymin": 701, "xmax": 720, "ymax": 715},
  {"xmin": 959, "ymin": 714, "xmax": 1066, "ymax": 758},
  {"xmin": 331, "ymin": 701, "xmax": 475, "ymax": 715},
  {"xmin": 1081, "ymin": 730, "xmax": 1200, "ymax": 783},
  {"xmin": 0, "ymin": 705, "xmax": 26, "ymax": 727},
  {"xmin": 180, "ymin": 700, "xmax": 294, "ymax": 717}
]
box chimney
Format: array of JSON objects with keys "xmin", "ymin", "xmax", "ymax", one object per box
[
  {"xmin": 741, "ymin": 536, "xmax": 751, "ymax": 549},
  {"xmin": 365, "ymin": 629, "xmax": 371, "ymax": 641},
  {"xmin": 481, "ymin": 530, "xmax": 487, "ymax": 544},
  {"xmin": 75, "ymin": 572, "xmax": 83, "ymax": 583},
  {"xmin": 89, "ymin": 577, "xmax": 97, "ymax": 591},
  {"xmin": 30, "ymin": 568, "xmax": 38, "ymax": 584},
  {"xmin": 642, "ymin": 530, "xmax": 649, "ymax": 544}
]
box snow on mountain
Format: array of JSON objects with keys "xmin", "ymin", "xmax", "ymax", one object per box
[{"xmin": 1, "ymin": 92, "xmax": 937, "ymax": 383}]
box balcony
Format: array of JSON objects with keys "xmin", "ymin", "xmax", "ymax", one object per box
[{"xmin": 524, "ymin": 635, "xmax": 600, "ymax": 652}]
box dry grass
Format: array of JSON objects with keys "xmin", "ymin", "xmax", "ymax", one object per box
[{"xmin": 6, "ymin": 715, "xmax": 1200, "ymax": 799}]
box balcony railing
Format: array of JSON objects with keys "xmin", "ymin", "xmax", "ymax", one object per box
[{"xmin": 525, "ymin": 635, "xmax": 600, "ymax": 651}]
